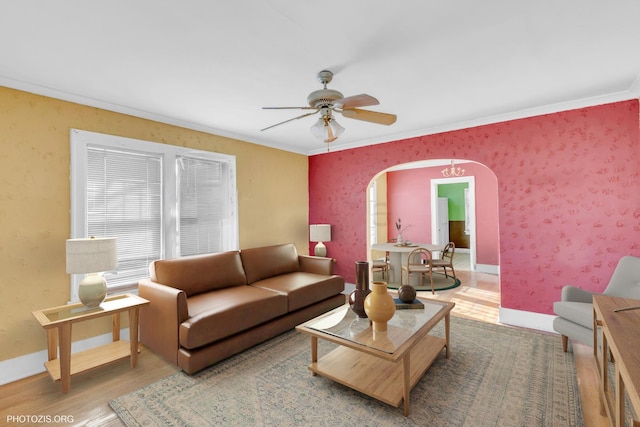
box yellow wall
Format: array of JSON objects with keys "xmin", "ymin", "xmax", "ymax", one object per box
[
  {"xmin": 376, "ymin": 173, "xmax": 388, "ymax": 244},
  {"xmin": 0, "ymin": 86, "xmax": 309, "ymax": 361}
]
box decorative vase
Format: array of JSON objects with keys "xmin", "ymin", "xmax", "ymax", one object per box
[
  {"xmin": 397, "ymin": 233, "xmax": 403, "ymax": 245},
  {"xmin": 398, "ymin": 284, "xmax": 417, "ymax": 303},
  {"xmin": 364, "ymin": 281, "xmax": 396, "ymax": 331},
  {"xmin": 349, "ymin": 261, "xmax": 371, "ymax": 318}
]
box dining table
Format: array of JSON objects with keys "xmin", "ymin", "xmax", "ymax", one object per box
[{"xmin": 371, "ymin": 242, "xmax": 443, "ymax": 286}]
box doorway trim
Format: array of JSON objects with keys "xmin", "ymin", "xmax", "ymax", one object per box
[{"xmin": 430, "ymin": 176, "xmax": 477, "ymax": 271}]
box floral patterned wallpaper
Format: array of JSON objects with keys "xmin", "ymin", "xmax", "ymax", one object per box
[{"xmin": 309, "ymin": 100, "xmax": 640, "ymax": 315}]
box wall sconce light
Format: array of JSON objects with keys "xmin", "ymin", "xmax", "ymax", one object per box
[
  {"xmin": 309, "ymin": 224, "xmax": 331, "ymax": 257},
  {"xmin": 441, "ymin": 160, "xmax": 465, "ymax": 177},
  {"xmin": 66, "ymin": 237, "xmax": 118, "ymax": 308}
]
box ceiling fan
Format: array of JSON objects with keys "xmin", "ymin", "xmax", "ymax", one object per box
[{"xmin": 261, "ymin": 70, "xmax": 397, "ymax": 144}]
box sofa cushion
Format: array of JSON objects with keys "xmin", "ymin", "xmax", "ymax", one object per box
[
  {"xmin": 553, "ymin": 301, "xmax": 593, "ymax": 329},
  {"xmin": 240, "ymin": 243, "xmax": 300, "ymax": 284},
  {"xmin": 151, "ymin": 251, "xmax": 247, "ymax": 297},
  {"xmin": 179, "ymin": 285, "xmax": 287, "ymax": 349},
  {"xmin": 250, "ymin": 272, "xmax": 345, "ymax": 312}
]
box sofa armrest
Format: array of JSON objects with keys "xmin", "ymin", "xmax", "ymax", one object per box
[
  {"xmin": 298, "ymin": 255, "xmax": 335, "ymax": 275},
  {"xmin": 138, "ymin": 279, "xmax": 189, "ymax": 364},
  {"xmin": 561, "ymin": 285, "xmax": 595, "ymax": 303}
]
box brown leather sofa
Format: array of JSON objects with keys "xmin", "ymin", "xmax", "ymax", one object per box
[{"xmin": 138, "ymin": 243, "xmax": 345, "ymax": 374}]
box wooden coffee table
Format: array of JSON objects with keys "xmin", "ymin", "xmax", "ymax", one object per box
[{"xmin": 296, "ymin": 299, "xmax": 454, "ymax": 416}]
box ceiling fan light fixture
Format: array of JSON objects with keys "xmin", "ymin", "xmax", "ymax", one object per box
[
  {"xmin": 327, "ymin": 118, "xmax": 345, "ymax": 142},
  {"xmin": 310, "ymin": 115, "xmax": 344, "ymax": 143},
  {"xmin": 262, "ymin": 70, "xmax": 395, "ymax": 145},
  {"xmin": 310, "ymin": 117, "xmax": 325, "ymax": 138}
]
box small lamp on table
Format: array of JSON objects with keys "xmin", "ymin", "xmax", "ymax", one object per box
[
  {"xmin": 310, "ymin": 224, "xmax": 331, "ymax": 257},
  {"xmin": 66, "ymin": 237, "xmax": 118, "ymax": 308}
]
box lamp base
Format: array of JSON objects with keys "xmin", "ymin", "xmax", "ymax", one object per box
[
  {"xmin": 314, "ymin": 241, "xmax": 327, "ymax": 257},
  {"xmin": 78, "ymin": 273, "xmax": 107, "ymax": 308}
]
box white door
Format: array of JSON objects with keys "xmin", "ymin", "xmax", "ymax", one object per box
[
  {"xmin": 431, "ymin": 176, "xmax": 477, "ymax": 271},
  {"xmin": 436, "ymin": 197, "xmax": 449, "ymax": 245}
]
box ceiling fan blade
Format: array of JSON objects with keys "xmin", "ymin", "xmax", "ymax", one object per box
[
  {"xmin": 261, "ymin": 110, "xmax": 319, "ymax": 131},
  {"xmin": 262, "ymin": 106, "xmax": 317, "ymax": 110},
  {"xmin": 341, "ymin": 108, "xmax": 397, "ymax": 125},
  {"xmin": 334, "ymin": 94, "xmax": 379, "ymax": 109}
]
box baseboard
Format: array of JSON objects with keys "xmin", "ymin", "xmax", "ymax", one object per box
[
  {"xmin": 0, "ymin": 328, "xmax": 130, "ymax": 386},
  {"xmin": 498, "ymin": 307, "xmax": 556, "ymax": 334},
  {"xmin": 475, "ymin": 263, "xmax": 499, "ymax": 275}
]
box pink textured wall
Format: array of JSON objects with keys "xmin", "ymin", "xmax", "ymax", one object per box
[
  {"xmin": 386, "ymin": 162, "xmax": 499, "ymax": 266},
  {"xmin": 387, "ymin": 170, "xmax": 432, "ymax": 241},
  {"xmin": 309, "ymin": 100, "xmax": 640, "ymax": 315}
]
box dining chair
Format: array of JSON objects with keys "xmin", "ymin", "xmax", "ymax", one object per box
[
  {"xmin": 371, "ymin": 253, "xmax": 390, "ymax": 280},
  {"xmin": 371, "ymin": 239, "xmax": 397, "ymax": 281},
  {"xmin": 431, "ymin": 242, "xmax": 456, "ymax": 279},
  {"xmin": 401, "ymin": 247, "xmax": 435, "ymax": 294}
]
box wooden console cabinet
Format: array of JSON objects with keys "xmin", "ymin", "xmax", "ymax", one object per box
[
  {"xmin": 32, "ymin": 293, "xmax": 149, "ymax": 393},
  {"xmin": 593, "ymin": 295, "xmax": 640, "ymax": 426}
]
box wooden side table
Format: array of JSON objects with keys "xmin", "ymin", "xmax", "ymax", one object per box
[{"xmin": 32, "ymin": 293, "xmax": 149, "ymax": 393}]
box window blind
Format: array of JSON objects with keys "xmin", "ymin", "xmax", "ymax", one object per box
[
  {"xmin": 71, "ymin": 128, "xmax": 239, "ymax": 302},
  {"xmin": 178, "ymin": 156, "xmax": 227, "ymax": 256},
  {"xmin": 87, "ymin": 146, "xmax": 162, "ymax": 291}
]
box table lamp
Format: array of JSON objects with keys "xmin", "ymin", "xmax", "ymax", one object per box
[
  {"xmin": 66, "ymin": 237, "xmax": 118, "ymax": 308},
  {"xmin": 310, "ymin": 224, "xmax": 331, "ymax": 257}
]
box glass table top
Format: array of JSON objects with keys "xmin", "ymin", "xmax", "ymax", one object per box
[
  {"xmin": 306, "ymin": 301, "xmax": 447, "ymax": 354},
  {"xmin": 34, "ymin": 294, "xmax": 148, "ymax": 325}
]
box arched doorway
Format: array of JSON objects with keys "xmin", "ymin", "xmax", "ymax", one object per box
[{"xmin": 366, "ymin": 158, "xmax": 499, "ymax": 278}]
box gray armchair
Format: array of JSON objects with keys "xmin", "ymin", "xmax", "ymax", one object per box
[{"xmin": 553, "ymin": 255, "xmax": 640, "ymax": 352}]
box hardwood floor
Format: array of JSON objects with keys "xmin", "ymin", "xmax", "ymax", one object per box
[
  {"xmin": 0, "ymin": 347, "xmax": 178, "ymax": 426},
  {"xmin": 0, "ymin": 264, "xmax": 608, "ymax": 426}
]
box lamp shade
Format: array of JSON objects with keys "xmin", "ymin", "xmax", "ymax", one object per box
[
  {"xmin": 66, "ymin": 237, "xmax": 118, "ymax": 274},
  {"xmin": 309, "ymin": 224, "xmax": 331, "ymax": 242},
  {"xmin": 310, "ymin": 117, "xmax": 344, "ymax": 143}
]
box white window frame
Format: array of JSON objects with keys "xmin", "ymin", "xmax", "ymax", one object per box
[
  {"xmin": 69, "ymin": 129, "xmax": 238, "ymax": 302},
  {"xmin": 369, "ymin": 182, "xmax": 378, "ymax": 245}
]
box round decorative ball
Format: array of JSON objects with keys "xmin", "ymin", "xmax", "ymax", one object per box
[{"xmin": 397, "ymin": 284, "xmax": 417, "ymax": 303}]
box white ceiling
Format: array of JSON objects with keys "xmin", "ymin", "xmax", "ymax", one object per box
[{"xmin": 2, "ymin": 1, "xmax": 640, "ymax": 155}]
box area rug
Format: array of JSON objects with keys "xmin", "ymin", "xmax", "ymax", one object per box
[
  {"xmin": 386, "ymin": 271, "xmax": 461, "ymax": 291},
  {"xmin": 110, "ymin": 317, "xmax": 583, "ymax": 427}
]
